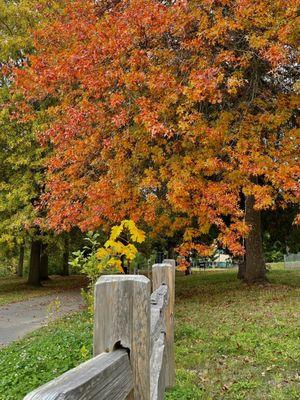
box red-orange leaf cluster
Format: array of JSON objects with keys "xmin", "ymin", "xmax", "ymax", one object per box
[{"xmin": 15, "ymin": 0, "xmax": 300, "ymax": 255}]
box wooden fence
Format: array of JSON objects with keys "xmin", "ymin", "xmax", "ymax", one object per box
[{"xmin": 24, "ymin": 260, "xmax": 175, "ymax": 400}]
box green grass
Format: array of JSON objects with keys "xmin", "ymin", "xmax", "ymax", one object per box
[
  {"xmin": 166, "ymin": 268, "xmax": 300, "ymax": 400},
  {"xmin": 0, "ymin": 275, "xmax": 87, "ymax": 306},
  {"xmin": 266, "ymin": 262, "xmax": 285, "ymax": 270},
  {"xmin": 0, "ymin": 312, "xmax": 93, "ymax": 400},
  {"xmin": 0, "ymin": 267, "xmax": 299, "ymax": 399}
]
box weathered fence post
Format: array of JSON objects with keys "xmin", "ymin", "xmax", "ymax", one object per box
[
  {"xmin": 94, "ymin": 275, "xmax": 151, "ymax": 400},
  {"xmin": 152, "ymin": 261, "xmax": 175, "ymax": 389}
]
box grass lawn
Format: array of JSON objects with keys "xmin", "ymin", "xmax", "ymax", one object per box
[
  {"xmin": 168, "ymin": 267, "xmax": 300, "ymax": 400},
  {"xmin": 0, "ymin": 267, "xmax": 299, "ymax": 399},
  {"xmin": 0, "ymin": 275, "xmax": 87, "ymax": 306}
]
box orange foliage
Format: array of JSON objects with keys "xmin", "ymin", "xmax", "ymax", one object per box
[{"xmin": 14, "ymin": 0, "xmax": 300, "ymax": 255}]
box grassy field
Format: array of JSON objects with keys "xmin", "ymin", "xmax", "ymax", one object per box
[
  {"xmin": 168, "ymin": 267, "xmax": 300, "ymax": 399},
  {"xmin": 0, "ymin": 267, "xmax": 299, "ymax": 399},
  {"xmin": 0, "ymin": 275, "xmax": 87, "ymax": 306}
]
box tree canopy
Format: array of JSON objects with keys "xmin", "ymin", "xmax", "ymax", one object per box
[
  {"xmin": 0, "ymin": 0, "xmax": 67, "ymax": 284},
  {"xmin": 0, "ymin": 0, "xmax": 43, "ymax": 250},
  {"xmin": 12, "ymin": 0, "xmax": 300, "ymax": 280}
]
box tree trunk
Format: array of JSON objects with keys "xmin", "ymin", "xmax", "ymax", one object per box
[
  {"xmin": 40, "ymin": 243, "xmax": 49, "ymax": 281},
  {"xmin": 237, "ymin": 260, "xmax": 246, "ymax": 280},
  {"xmin": 17, "ymin": 242, "xmax": 25, "ymax": 277},
  {"xmin": 121, "ymin": 254, "xmax": 128, "ymax": 274},
  {"xmin": 167, "ymin": 244, "xmax": 175, "ymax": 259},
  {"xmin": 62, "ymin": 235, "xmax": 70, "ymax": 276},
  {"xmin": 28, "ymin": 239, "xmax": 42, "ymax": 286},
  {"xmin": 185, "ymin": 266, "xmax": 192, "ymax": 275},
  {"xmin": 244, "ymin": 195, "xmax": 267, "ymax": 283}
]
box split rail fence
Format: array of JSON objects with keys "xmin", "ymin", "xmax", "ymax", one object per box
[{"xmin": 24, "ymin": 259, "xmax": 176, "ymax": 400}]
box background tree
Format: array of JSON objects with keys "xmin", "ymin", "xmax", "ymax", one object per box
[
  {"xmin": 15, "ymin": 0, "xmax": 300, "ymax": 283},
  {"xmin": 0, "ymin": 0, "xmax": 65, "ymax": 285},
  {"xmin": 262, "ymin": 205, "xmax": 300, "ymax": 262}
]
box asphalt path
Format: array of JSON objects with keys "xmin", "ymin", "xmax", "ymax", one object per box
[{"xmin": 0, "ymin": 291, "xmax": 85, "ymax": 347}]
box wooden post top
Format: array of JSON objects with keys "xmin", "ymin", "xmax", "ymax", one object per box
[{"xmin": 96, "ymin": 275, "xmax": 150, "ymax": 284}]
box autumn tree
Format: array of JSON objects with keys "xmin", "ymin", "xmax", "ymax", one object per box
[
  {"xmin": 0, "ymin": 0, "xmax": 39, "ymax": 282},
  {"xmin": 0, "ymin": 0, "xmax": 65, "ymax": 284},
  {"xmin": 15, "ymin": 0, "xmax": 300, "ymax": 283}
]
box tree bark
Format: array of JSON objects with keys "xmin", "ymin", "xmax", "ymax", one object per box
[
  {"xmin": 28, "ymin": 239, "xmax": 42, "ymax": 286},
  {"xmin": 185, "ymin": 266, "xmax": 192, "ymax": 275},
  {"xmin": 40, "ymin": 243, "xmax": 49, "ymax": 280},
  {"xmin": 237, "ymin": 260, "xmax": 246, "ymax": 280},
  {"xmin": 17, "ymin": 242, "xmax": 25, "ymax": 277},
  {"xmin": 244, "ymin": 195, "xmax": 267, "ymax": 283},
  {"xmin": 167, "ymin": 244, "xmax": 175, "ymax": 259},
  {"xmin": 121, "ymin": 254, "xmax": 128, "ymax": 274},
  {"xmin": 62, "ymin": 235, "xmax": 70, "ymax": 276}
]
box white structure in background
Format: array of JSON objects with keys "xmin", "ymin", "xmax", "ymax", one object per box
[
  {"xmin": 284, "ymin": 253, "xmax": 300, "ymax": 270},
  {"xmin": 212, "ymin": 250, "xmax": 233, "ymax": 268}
]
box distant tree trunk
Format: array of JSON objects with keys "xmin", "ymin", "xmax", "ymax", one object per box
[
  {"xmin": 185, "ymin": 266, "xmax": 192, "ymax": 275},
  {"xmin": 40, "ymin": 243, "xmax": 49, "ymax": 280},
  {"xmin": 237, "ymin": 260, "xmax": 246, "ymax": 280},
  {"xmin": 244, "ymin": 195, "xmax": 267, "ymax": 283},
  {"xmin": 17, "ymin": 241, "xmax": 25, "ymax": 277},
  {"xmin": 121, "ymin": 254, "xmax": 128, "ymax": 274},
  {"xmin": 167, "ymin": 245, "xmax": 175, "ymax": 259},
  {"xmin": 62, "ymin": 235, "xmax": 70, "ymax": 276},
  {"xmin": 28, "ymin": 239, "xmax": 42, "ymax": 286}
]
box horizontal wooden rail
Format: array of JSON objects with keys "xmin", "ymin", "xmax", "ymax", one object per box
[{"xmin": 24, "ymin": 349, "xmax": 133, "ymax": 400}]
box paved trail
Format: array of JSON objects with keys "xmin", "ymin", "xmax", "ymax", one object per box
[{"xmin": 0, "ymin": 291, "xmax": 85, "ymax": 347}]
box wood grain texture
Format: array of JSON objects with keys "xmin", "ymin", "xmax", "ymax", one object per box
[
  {"xmin": 94, "ymin": 275, "xmax": 151, "ymax": 400},
  {"xmin": 150, "ymin": 333, "xmax": 166, "ymax": 400},
  {"xmin": 152, "ymin": 263, "xmax": 175, "ymax": 389},
  {"xmin": 150, "ymin": 284, "xmax": 168, "ymax": 353},
  {"xmin": 24, "ymin": 349, "xmax": 133, "ymax": 400}
]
